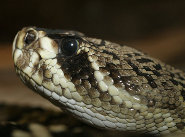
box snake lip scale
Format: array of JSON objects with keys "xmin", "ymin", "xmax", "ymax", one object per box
[{"xmin": 12, "ymin": 27, "xmax": 185, "ymax": 136}]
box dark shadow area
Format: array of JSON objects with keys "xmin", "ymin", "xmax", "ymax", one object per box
[{"xmin": 1, "ymin": 0, "xmax": 185, "ymax": 42}]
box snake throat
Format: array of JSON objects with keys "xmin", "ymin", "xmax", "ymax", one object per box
[{"xmin": 12, "ymin": 27, "xmax": 185, "ymax": 136}]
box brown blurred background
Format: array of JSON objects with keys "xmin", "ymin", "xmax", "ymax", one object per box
[{"xmin": 0, "ymin": 0, "xmax": 185, "ymax": 121}]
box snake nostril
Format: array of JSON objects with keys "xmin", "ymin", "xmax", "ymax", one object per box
[{"xmin": 24, "ymin": 30, "xmax": 36, "ymax": 45}]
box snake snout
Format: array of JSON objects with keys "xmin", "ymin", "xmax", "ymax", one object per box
[{"xmin": 12, "ymin": 27, "xmax": 39, "ymax": 75}]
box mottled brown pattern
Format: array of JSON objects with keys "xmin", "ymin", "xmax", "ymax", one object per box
[
  {"xmin": 77, "ymin": 37, "xmax": 184, "ymax": 132},
  {"xmin": 63, "ymin": 35, "xmax": 184, "ymax": 131}
]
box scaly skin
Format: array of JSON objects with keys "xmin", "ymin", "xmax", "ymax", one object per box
[{"xmin": 12, "ymin": 27, "xmax": 185, "ymax": 136}]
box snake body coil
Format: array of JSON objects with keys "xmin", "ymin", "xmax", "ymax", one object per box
[{"xmin": 12, "ymin": 27, "xmax": 185, "ymax": 136}]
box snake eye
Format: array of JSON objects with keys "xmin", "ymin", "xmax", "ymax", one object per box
[
  {"xmin": 24, "ymin": 30, "xmax": 36, "ymax": 45},
  {"xmin": 60, "ymin": 37, "xmax": 79, "ymax": 56}
]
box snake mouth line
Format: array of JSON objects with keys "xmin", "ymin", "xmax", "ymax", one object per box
[
  {"xmin": 15, "ymin": 66, "xmax": 79, "ymax": 109},
  {"xmin": 15, "ymin": 67, "xmax": 149, "ymax": 133},
  {"xmin": 15, "ymin": 66, "xmax": 60, "ymax": 99}
]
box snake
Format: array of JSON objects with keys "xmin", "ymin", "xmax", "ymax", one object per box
[{"xmin": 12, "ymin": 27, "xmax": 185, "ymax": 136}]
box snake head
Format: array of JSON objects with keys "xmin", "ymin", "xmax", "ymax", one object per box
[
  {"xmin": 12, "ymin": 26, "xmax": 132, "ymax": 131},
  {"xmin": 12, "ymin": 27, "xmax": 117, "ymax": 128},
  {"xmin": 12, "ymin": 26, "xmax": 92, "ymax": 93},
  {"xmin": 13, "ymin": 27, "xmax": 185, "ymax": 135}
]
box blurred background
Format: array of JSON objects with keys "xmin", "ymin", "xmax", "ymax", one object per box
[{"xmin": 0, "ymin": 0, "xmax": 185, "ymax": 136}]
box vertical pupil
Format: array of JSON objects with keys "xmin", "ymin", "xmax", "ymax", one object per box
[{"xmin": 62, "ymin": 38, "xmax": 78, "ymax": 56}]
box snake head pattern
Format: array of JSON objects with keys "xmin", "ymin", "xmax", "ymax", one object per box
[{"xmin": 12, "ymin": 27, "xmax": 185, "ymax": 135}]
